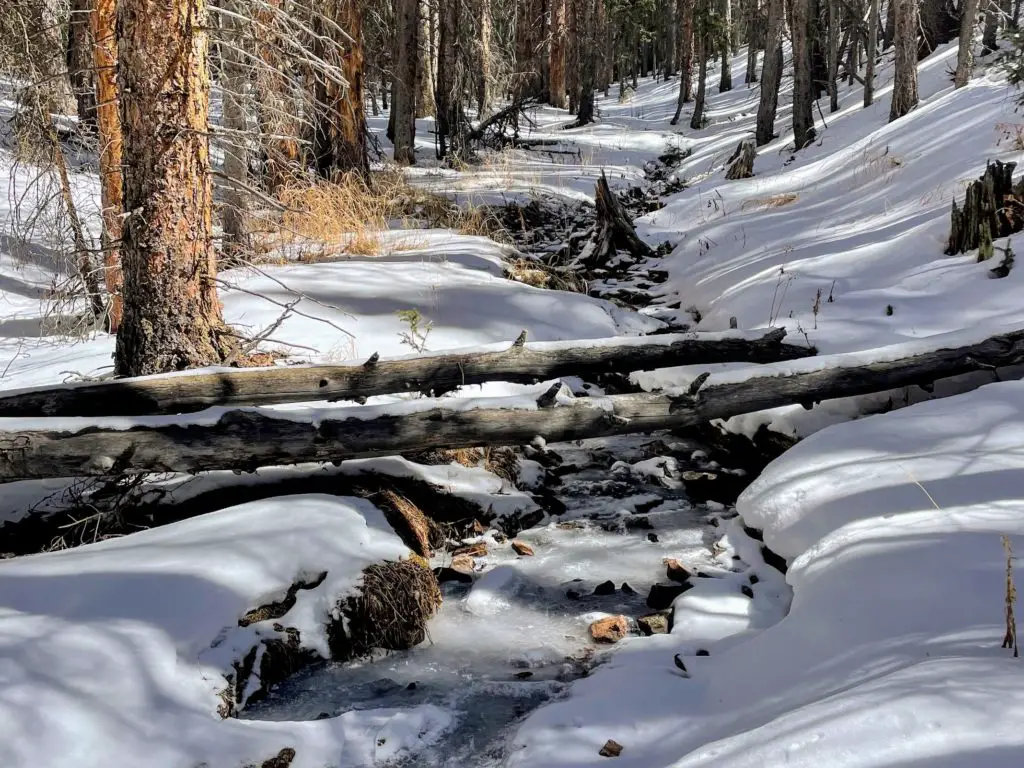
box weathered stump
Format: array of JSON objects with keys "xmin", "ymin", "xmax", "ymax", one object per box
[
  {"xmin": 946, "ymin": 160, "xmax": 1024, "ymax": 261},
  {"xmin": 581, "ymin": 171, "xmax": 655, "ymax": 268},
  {"xmin": 725, "ymin": 139, "xmax": 757, "ymax": 180}
]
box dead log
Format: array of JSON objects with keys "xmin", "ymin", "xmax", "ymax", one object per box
[
  {"xmin": 0, "ymin": 328, "xmax": 813, "ymax": 418},
  {"xmin": 725, "ymin": 139, "xmax": 757, "ymax": 180},
  {"xmin": 946, "ymin": 160, "xmax": 1024, "ymax": 261},
  {"xmin": 2, "ymin": 327, "xmax": 1023, "ymax": 482},
  {"xmin": 580, "ymin": 171, "xmax": 655, "ymax": 268}
]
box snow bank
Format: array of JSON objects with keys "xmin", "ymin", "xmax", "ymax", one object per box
[
  {"xmin": 0, "ymin": 494, "xmax": 454, "ymax": 768},
  {"xmin": 510, "ymin": 380, "xmax": 1024, "ymax": 768}
]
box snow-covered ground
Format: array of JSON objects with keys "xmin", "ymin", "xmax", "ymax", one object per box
[{"xmin": 3, "ymin": 23, "xmax": 1024, "ymax": 768}]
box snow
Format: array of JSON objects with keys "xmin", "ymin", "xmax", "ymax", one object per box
[
  {"xmin": 4, "ymin": 18, "xmax": 1024, "ymax": 768},
  {"xmin": 0, "ymin": 493, "xmax": 469, "ymax": 768}
]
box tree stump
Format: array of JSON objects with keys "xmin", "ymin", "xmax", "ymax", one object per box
[
  {"xmin": 580, "ymin": 171, "xmax": 654, "ymax": 268},
  {"xmin": 946, "ymin": 160, "xmax": 1024, "ymax": 261},
  {"xmin": 725, "ymin": 139, "xmax": 757, "ymax": 180}
]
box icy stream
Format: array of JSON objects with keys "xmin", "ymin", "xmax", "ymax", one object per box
[{"xmin": 243, "ymin": 438, "xmax": 725, "ymax": 766}]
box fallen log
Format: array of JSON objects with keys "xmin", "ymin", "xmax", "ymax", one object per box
[
  {"xmin": 1, "ymin": 326, "xmax": 1022, "ymax": 482},
  {"xmin": 0, "ymin": 328, "xmax": 813, "ymax": 418}
]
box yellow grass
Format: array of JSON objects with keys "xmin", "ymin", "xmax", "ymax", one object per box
[{"xmin": 741, "ymin": 192, "xmax": 799, "ymax": 211}]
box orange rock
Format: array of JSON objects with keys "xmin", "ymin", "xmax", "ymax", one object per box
[
  {"xmin": 589, "ymin": 615, "xmax": 629, "ymax": 644},
  {"xmin": 451, "ymin": 553, "xmax": 476, "ymax": 573},
  {"xmin": 511, "ymin": 540, "xmax": 535, "ymax": 556}
]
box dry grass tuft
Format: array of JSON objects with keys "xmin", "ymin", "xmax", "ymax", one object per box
[
  {"xmin": 505, "ymin": 257, "xmax": 588, "ymax": 293},
  {"xmin": 333, "ymin": 558, "xmax": 442, "ymax": 658},
  {"xmin": 373, "ymin": 488, "xmax": 437, "ymax": 558},
  {"xmin": 741, "ymin": 192, "xmax": 799, "ymax": 211},
  {"xmin": 276, "ymin": 172, "xmax": 408, "ymax": 257},
  {"xmin": 484, "ymin": 446, "xmax": 520, "ymax": 484}
]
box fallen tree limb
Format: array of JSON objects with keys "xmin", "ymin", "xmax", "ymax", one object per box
[
  {"xmin": 1, "ymin": 327, "xmax": 1022, "ymax": 482},
  {"xmin": 0, "ymin": 328, "xmax": 813, "ymax": 417}
]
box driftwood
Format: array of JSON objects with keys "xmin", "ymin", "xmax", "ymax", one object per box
[
  {"xmin": 725, "ymin": 139, "xmax": 757, "ymax": 180},
  {"xmin": 0, "ymin": 328, "xmax": 813, "ymax": 418},
  {"xmin": 946, "ymin": 160, "xmax": 1024, "ymax": 261},
  {"xmin": 581, "ymin": 171, "xmax": 655, "ymax": 267},
  {"xmin": 2, "ymin": 327, "xmax": 1024, "ymax": 482}
]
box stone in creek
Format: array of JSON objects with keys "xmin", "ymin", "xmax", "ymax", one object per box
[
  {"xmin": 590, "ymin": 616, "xmax": 629, "ymax": 644},
  {"xmin": 646, "ymin": 581, "xmax": 693, "ymax": 610},
  {"xmin": 637, "ymin": 614, "xmax": 669, "ymax": 635},
  {"xmin": 593, "ymin": 580, "xmax": 617, "ymax": 596}
]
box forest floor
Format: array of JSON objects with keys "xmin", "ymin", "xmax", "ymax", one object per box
[{"xmin": 2, "ymin": 31, "xmax": 1024, "ymax": 768}]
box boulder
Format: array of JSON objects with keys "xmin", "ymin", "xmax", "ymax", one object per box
[
  {"xmin": 599, "ymin": 739, "xmax": 624, "ymax": 757},
  {"xmin": 593, "ymin": 580, "xmax": 617, "ymax": 596},
  {"xmin": 637, "ymin": 614, "xmax": 669, "ymax": 636},
  {"xmin": 646, "ymin": 581, "xmax": 693, "ymax": 610},
  {"xmin": 663, "ymin": 558, "xmax": 691, "ymax": 584}
]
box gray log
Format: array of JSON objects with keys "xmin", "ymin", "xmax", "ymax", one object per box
[
  {"xmin": 0, "ymin": 328, "xmax": 812, "ymax": 417},
  {"xmin": 1, "ymin": 327, "xmax": 1022, "ymax": 482}
]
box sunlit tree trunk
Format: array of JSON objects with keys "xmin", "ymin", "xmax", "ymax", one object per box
[
  {"xmin": 477, "ymin": 0, "xmax": 493, "ymax": 114},
  {"xmin": 889, "ymin": 0, "xmax": 919, "ymax": 121},
  {"xmin": 116, "ymin": 0, "xmax": 231, "ymax": 375},
  {"xmin": 690, "ymin": 0, "xmax": 708, "ymax": 129},
  {"xmin": 672, "ymin": 0, "xmax": 695, "ymax": 122},
  {"xmin": 719, "ymin": 0, "xmax": 733, "ymax": 91},
  {"xmin": 864, "ymin": 0, "xmax": 880, "ymax": 104},
  {"xmin": 392, "ymin": 0, "xmax": 419, "ymax": 164},
  {"xmin": 550, "ymin": 0, "xmax": 568, "ymax": 107},
  {"xmin": 91, "ymin": 0, "xmax": 122, "ymax": 331},
  {"xmin": 416, "ymin": 0, "xmax": 436, "ymax": 117}
]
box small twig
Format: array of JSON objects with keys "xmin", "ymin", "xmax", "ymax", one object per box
[{"xmin": 214, "ymin": 277, "xmax": 356, "ymax": 339}]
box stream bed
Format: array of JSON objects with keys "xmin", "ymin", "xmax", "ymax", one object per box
[{"xmin": 243, "ymin": 435, "xmax": 738, "ymax": 766}]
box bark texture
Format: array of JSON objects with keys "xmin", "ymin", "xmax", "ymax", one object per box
[
  {"xmin": 955, "ymin": 0, "xmax": 981, "ymax": 87},
  {"xmin": 115, "ymin": 0, "xmax": 230, "ymax": 376},
  {"xmin": 67, "ymin": 0, "xmax": 97, "ymax": 132},
  {"xmin": 549, "ymin": 0, "xmax": 568, "ymax": 108},
  {"xmin": 791, "ymin": 0, "xmax": 816, "ymax": 148}
]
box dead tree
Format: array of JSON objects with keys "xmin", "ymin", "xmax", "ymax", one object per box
[
  {"xmin": 946, "ymin": 161, "xmax": 1024, "ymax": 261},
  {"xmin": 6, "ymin": 327, "xmax": 1024, "ymax": 482},
  {"xmin": 579, "ymin": 172, "xmax": 655, "ymax": 267},
  {"xmin": 116, "ymin": 0, "xmax": 233, "ymax": 376},
  {"xmin": 725, "ymin": 139, "xmax": 756, "ymax": 179}
]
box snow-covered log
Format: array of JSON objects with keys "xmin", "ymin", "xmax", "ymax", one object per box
[
  {"xmin": 3, "ymin": 327, "xmax": 1024, "ymax": 482},
  {"xmin": 0, "ymin": 328, "xmax": 812, "ymax": 417}
]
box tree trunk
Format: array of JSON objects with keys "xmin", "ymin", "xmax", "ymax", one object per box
[
  {"xmin": 792, "ymin": 0, "xmax": 816, "ymax": 148},
  {"xmin": 744, "ymin": 0, "xmax": 760, "ymax": 84},
  {"xmin": 9, "ymin": 328, "xmax": 1024, "ymax": 482},
  {"xmin": 416, "ymin": 0, "xmax": 436, "ymax": 117},
  {"xmin": 322, "ymin": 0, "xmax": 370, "ymax": 176},
  {"xmin": 889, "ymin": 0, "xmax": 919, "ymax": 122},
  {"xmin": 864, "ymin": 0, "xmax": 880, "ymax": 105},
  {"xmin": 672, "ymin": 0, "xmax": 695, "ymax": 122},
  {"xmin": 575, "ymin": 0, "xmax": 597, "ymax": 125},
  {"xmin": 719, "ymin": 0, "xmax": 734, "ymax": 91},
  {"xmin": 435, "ymin": 0, "xmax": 468, "ymax": 160},
  {"xmin": 725, "ymin": 138, "xmax": 757, "ymax": 178},
  {"xmin": 115, "ymin": 0, "xmax": 231, "ymax": 376},
  {"xmin": 663, "ymin": 0, "xmax": 679, "ymax": 77},
  {"xmin": 91, "ymin": 0, "xmax": 123, "ymax": 332},
  {"xmin": 956, "ymin": 0, "xmax": 981, "ymax": 86},
  {"xmin": 982, "ymin": 0, "xmax": 1000, "ymax": 52},
  {"xmin": 827, "ymin": 0, "xmax": 839, "ymax": 111},
  {"xmin": 392, "ymin": 0, "xmax": 420, "ymax": 164},
  {"xmin": 755, "ymin": 0, "xmax": 785, "ymax": 145},
  {"xmin": 67, "ymin": 0, "xmax": 98, "ymax": 132},
  {"xmin": 516, "ymin": 0, "xmax": 543, "ymax": 98},
  {"xmin": 567, "ymin": 0, "xmax": 581, "ymax": 112},
  {"xmin": 477, "ymin": 0, "xmax": 493, "ymax": 114},
  {"xmin": 690, "ymin": 9, "xmax": 709, "ymax": 129},
  {"xmin": 550, "ymin": 0, "xmax": 568, "ymax": 107},
  {"xmin": 883, "ymin": 0, "xmax": 896, "ymax": 49},
  {"xmin": 253, "ymin": 0, "xmax": 301, "ymax": 191},
  {"xmin": 0, "ymin": 328, "xmax": 813, "ymax": 417},
  {"xmin": 219, "ymin": 0, "xmax": 249, "ymax": 261}
]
